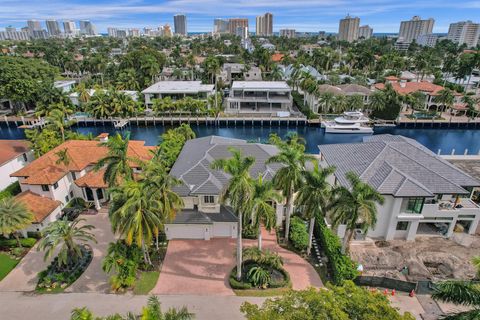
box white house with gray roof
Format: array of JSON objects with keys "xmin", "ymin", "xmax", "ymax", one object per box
[
  {"xmin": 165, "ymin": 136, "xmax": 284, "ymax": 240},
  {"xmin": 142, "ymin": 81, "xmax": 215, "ymax": 106},
  {"xmin": 319, "ymin": 135, "xmax": 480, "ymax": 241}
]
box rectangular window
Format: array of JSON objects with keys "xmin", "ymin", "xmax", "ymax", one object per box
[
  {"xmin": 396, "ymin": 221, "xmax": 409, "ymax": 231},
  {"xmin": 204, "ymin": 195, "xmax": 215, "ymax": 204},
  {"xmin": 406, "ymin": 198, "xmax": 424, "ymax": 214},
  {"xmin": 71, "ymin": 172, "xmax": 77, "ymax": 180},
  {"xmin": 41, "ymin": 185, "xmax": 49, "ymax": 192},
  {"xmin": 70, "ymin": 191, "xmax": 74, "ymax": 198},
  {"xmin": 65, "ymin": 195, "xmax": 69, "ymax": 203},
  {"xmin": 22, "ymin": 153, "xmax": 28, "ymax": 162},
  {"xmin": 53, "ymin": 182, "xmax": 59, "ymax": 189}
]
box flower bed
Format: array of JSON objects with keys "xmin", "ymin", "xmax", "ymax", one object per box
[
  {"xmin": 229, "ymin": 260, "xmax": 290, "ymax": 290},
  {"xmin": 36, "ymin": 245, "xmax": 93, "ymax": 292}
]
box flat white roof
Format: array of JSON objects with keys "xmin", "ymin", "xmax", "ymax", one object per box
[
  {"xmin": 54, "ymin": 80, "xmax": 76, "ymax": 88},
  {"xmin": 142, "ymin": 81, "xmax": 215, "ymax": 94},
  {"xmin": 231, "ymin": 81, "xmax": 291, "ymax": 91}
]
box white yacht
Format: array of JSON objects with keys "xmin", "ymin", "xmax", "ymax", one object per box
[{"xmin": 322, "ymin": 111, "xmax": 373, "ymax": 134}]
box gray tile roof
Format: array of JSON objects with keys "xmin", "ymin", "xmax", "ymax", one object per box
[
  {"xmin": 170, "ymin": 206, "xmax": 238, "ymax": 224},
  {"xmin": 170, "ymin": 136, "xmax": 281, "ymax": 196},
  {"xmin": 319, "ymin": 134, "xmax": 480, "ymax": 197}
]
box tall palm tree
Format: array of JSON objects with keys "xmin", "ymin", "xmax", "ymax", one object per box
[
  {"xmin": 38, "ymin": 218, "xmax": 96, "ymax": 268},
  {"xmin": 46, "ymin": 108, "xmax": 74, "ymax": 142},
  {"xmin": 248, "ymin": 176, "xmax": 282, "ymax": 250},
  {"xmin": 109, "ymin": 180, "xmax": 162, "ymax": 264},
  {"xmin": 434, "ymin": 88, "xmax": 455, "ymax": 113},
  {"xmin": 94, "ymin": 132, "xmax": 135, "ymax": 187},
  {"xmin": 432, "ymin": 281, "xmax": 480, "ymax": 319},
  {"xmin": 211, "ymin": 147, "xmax": 255, "ymax": 280},
  {"xmin": 295, "ymin": 162, "xmax": 336, "ymax": 255},
  {"xmin": 141, "ymin": 296, "xmax": 194, "ymax": 320},
  {"xmin": 330, "ymin": 172, "xmax": 384, "ymax": 253},
  {"xmin": 0, "ymin": 198, "xmax": 33, "ymax": 248},
  {"xmin": 406, "ymin": 91, "xmax": 427, "ymax": 115},
  {"xmin": 368, "ymin": 91, "xmax": 386, "ymax": 113},
  {"xmin": 267, "ymin": 133, "xmax": 315, "ymax": 243},
  {"xmin": 318, "ymin": 92, "xmax": 335, "ymax": 113}
]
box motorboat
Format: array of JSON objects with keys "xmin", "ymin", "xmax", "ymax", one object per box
[{"xmin": 322, "ymin": 111, "xmax": 373, "ymax": 134}]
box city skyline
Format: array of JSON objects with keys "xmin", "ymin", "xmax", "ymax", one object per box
[{"xmin": 0, "ymin": 0, "xmax": 479, "ymax": 33}]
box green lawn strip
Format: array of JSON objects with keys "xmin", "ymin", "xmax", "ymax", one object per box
[
  {"xmin": 233, "ymin": 287, "xmax": 290, "ymax": 297},
  {"xmin": 133, "ymin": 271, "xmax": 160, "ymax": 295},
  {"xmin": 0, "ymin": 253, "xmax": 19, "ymax": 281}
]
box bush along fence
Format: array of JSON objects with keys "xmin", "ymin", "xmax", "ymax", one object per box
[
  {"xmin": 314, "ymin": 216, "xmax": 358, "ymax": 285},
  {"xmin": 354, "ymin": 276, "xmax": 417, "ymax": 293}
]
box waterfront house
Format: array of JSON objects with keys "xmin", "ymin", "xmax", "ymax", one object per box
[
  {"xmin": 142, "ymin": 81, "xmax": 215, "ymax": 106},
  {"xmin": 225, "ymin": 81, "xmax": 293, "ymax": 115},
  {"xmin": 305, "ymin": 84, "xmax": 373, "ymax": 113},
  {"xmin": 165, "ymin": 136, "xmax": 284, "ymax": 240},
  {"xmin": 319, "ymin": 134, "xmax": 480, "ymax": 241},
  {"xmin": 11, "ymin": 136, "xmax": 154, "ymax": 233},
  {"xmin": 216, "ymin": 63, "xmax": 262, "ymax": 85},
  {"xmin": 68, "ymin": 89, "xmax": 138, "ymax": 106},
  {"xmin": 0, "ymin": 140, "xmax": 34, "ymax": 191}
]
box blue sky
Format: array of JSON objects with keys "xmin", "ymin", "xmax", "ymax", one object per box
[{"xmin": 1, "ymin": 0, "xmax": 480, "ymax": 33}]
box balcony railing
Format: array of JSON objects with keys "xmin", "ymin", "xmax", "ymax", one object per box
[{"xmin": 422, "ymin": 198, "xmax": 480, "ymax": 216}]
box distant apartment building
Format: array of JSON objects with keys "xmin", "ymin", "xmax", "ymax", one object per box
[
  {"xmin": 107, "ymin": 27, "xmax": 127, "ymax": 38},
  {"xmin": 128, "ymin": 28, "xmax": 140, "ymax": 37},
  {"xmin": 46, "ymin": 19, "xmax": 61, "ymax": 37},
  {"xmin": 358, "ymin": 25, "xmax": 373, "ymax": 39},
  {"xmin": 398, "ymin": 16, "xmax": 434, "ymax": 43},
  {"xmin": 213, "ymin": 18, "xmax": 230, "ymax": 34},
  {"xmin": 338, "ymin": 15, "xmax": 360, "ymax": 42},
  {"xmin": 447, "ymin": 21, "xmax": 480, "ymax": 48},
  {"xmin": 0, "ymin": 27, "xmax": 30, "ymax": 41},
  {"xmin": 256, "ymin": 13, "xmax": 273, "ymax": 36},
  {"xmin": 228, "ymin": 18, "xmax": 249, "ymax": 35},
  {"xmin": 27, "ymin": 20, "xmax": 41, "ymax": 34},
  {"xmin": 417, "ymin": 34, "xmax": 439, "ymax": 47},
  {"xmin": 107, "ymin": 27, "xmax": 117, "ymax": 37},
  {"xmin": 32, "ymin": 29, "xmax": 49, "ymax": 39},
  {"xmin": 174, "ymin": 14, "xmax": 187, "ymax": 35},
  {"xmin": 280, "ymin": 29, "xmax": 296, "ymax": 38},
  {"xmin": 63, "ymin": 20, "xmax": 78, "ymax": 37},
  {"xmin": 79, "ymin": 20, "xmax": 96, "ymax": 36}
]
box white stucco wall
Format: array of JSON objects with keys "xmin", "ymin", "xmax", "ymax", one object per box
[{"xmin": 0, "ymin": 151, "xmax": 33, "ymax": 191}]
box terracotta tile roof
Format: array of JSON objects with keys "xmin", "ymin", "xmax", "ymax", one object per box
[
  {"xmin": 384, "ymin": 76, "xmax": 399, "ymax": 81},
  {"xmin": 75, "ymin": 169, "xmax": 108, "ymax": 189},
  {"xmin": 374, "ymin": 81, "xmax": 446, "ymax": 96},
  {"xmin": 14, "ymin": 191, "xmax": 61, "ymax": 223},
  {"xmin": 271, "ymin": 53, "xmax": 284, "ymax": 62},
  {"xmin": 12, "ymin": 140, "xmax": 155, "ymax": 185},
  {"xmin": 0, "ymin": 140, "xmax": 30, "ymax": 166}
]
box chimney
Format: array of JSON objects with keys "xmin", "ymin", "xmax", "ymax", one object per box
[
  {"xmin": 399, "ymin": 80, "xmax": 406, "ymax": 88},
  {"xmin": 97, "ymin": 133, "xmax": 109, "ymax": 142}
]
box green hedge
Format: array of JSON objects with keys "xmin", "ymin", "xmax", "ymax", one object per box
[
  {"xmin": 0, "ymin": 237, "xmax": 36, "ymax": 249},
  {"xmin": 290, "ymin": 216, "xmax": 309, "ymax": 251},
  {"xmin": 0, "ymin": 182, "xmax": 21, "ymax": 201},
  {"xmin": 292, "ymin": 91, "xmax": 316, "ymax": 119},
  {"xmin": 314, "ymin": 218, "xmax": 358, "ymax": 285}
]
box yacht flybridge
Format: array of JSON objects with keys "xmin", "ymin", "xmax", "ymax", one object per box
[{"xmin": 322, "ymin": 111, "xmax": 373, "ymax": 134}]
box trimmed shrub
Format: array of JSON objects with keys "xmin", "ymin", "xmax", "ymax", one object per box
[
  {"xmin": 292, "ymin": 91, "xmax": 316, "ymax": 119},
  {"xmin": 289, "ymin": 216, "xmax": 309, "ymax": 251},
  {"xmin": 314, "ymin": 218, "xmax": 358, "ymax": 285},
  {"xmin": 0, "ymin": 237, "xmax": 36, "ymax": 249},
  {"xmin": 229, "ymin": 267, "xmax": 253, "ymax": 289}
]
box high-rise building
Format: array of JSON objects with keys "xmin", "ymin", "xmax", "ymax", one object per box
[
  {"xmin": 256, "ymin": 13, "xmax": 273, "ymax": 36},
  {"xmin": 338, "ymin": 15, "xmax": 360, "ymax": 42},
  {"xmin": 63, "ymin": 20, "xmax": 77, "ymax": 36},
  {"xmin": 447, "ymin": 21, "xmax": 480, "ymax": 48},
  {"xmin": 128, "ymin": 28, "xmax": 140, "ymax": 37},
  {"xmin": 79, "ymin": 20, "xmax": 96, "ymax": 36},
  {"xmin": 358, "ymin": 25, "xmax": 373, "ymax": 39},
  {"xmin": 32, "ymin": 29, "xmax": 49, "ymax": 39},
  {"xmin": 417, "ymin": 34, "xmax": 439, "ymax": 47},
  {"xmin": 45, "ymin": 19, "xmax": 61, "ymax": 37},
  {"xmin": 107, "ymin": 27, "xmax": 117, "ymax": 37},
  {"xmin": 27, "ymin": 20, "xmax": 41, "ymax": 32},
  {"xmin": 398, "ymin": 16, "xmax": 434, "ymax": 43},
  {"xmin": 280, "ymin": 29, "xmax": 296, "ymax": 38},
  {"xmin": 213, "ymin": 19, "xmax": 229, "ymax": 34},
  {"xmin": 0, "ymin": 27, "xmax": 30, "ymax": 41},
  {"xmin": 228, "ymin": 18, "xmax": 248, "ymax": 35},
  {"xmin": 174, "ymin": 14, "xmax": 187, "ymax": 35}
]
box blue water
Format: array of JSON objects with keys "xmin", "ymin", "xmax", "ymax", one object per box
[{"xmin": 1, "ymin": 123, "xmax": 479, "ymax": 155}]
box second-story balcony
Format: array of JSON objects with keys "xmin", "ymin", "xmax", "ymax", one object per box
[{"xmin": 422, "ymin": 198, "xmax": 480, "ymax": 217}]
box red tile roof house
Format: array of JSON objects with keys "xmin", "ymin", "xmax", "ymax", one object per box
[
  {"xmin": 10, "ymin": 135, "xmax": 155, "ymax": 233},
  {"xmin": 0, "ymin": 140, "xmax": 34, "ymax": 191},
  {"xmin": 374, "ymin": 78, "xmax": 463, "ymax": 112}
]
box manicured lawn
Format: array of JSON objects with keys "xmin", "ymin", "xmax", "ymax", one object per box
[
  {"xmin": 0, "ymin": 253, "xmax": 19, "ymax": 281},
  {"xmin": 233, "ymin": 287, "xmax": 291, "ymax": 297},
  {"xmin": 134, "ymin": 271, "xmax": 160, "ymax": 295}
]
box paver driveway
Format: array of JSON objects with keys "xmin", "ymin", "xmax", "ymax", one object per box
[{"xmin": 152, "ymin": 228, "xmax": 322, "ymax": 295}]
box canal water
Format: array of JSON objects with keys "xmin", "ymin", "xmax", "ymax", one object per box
[{"xmin": 1, "ymin": 123, "xmax": 479, "ymax": 155}]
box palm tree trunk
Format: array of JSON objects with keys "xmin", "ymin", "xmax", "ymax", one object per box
[
  {"xmin": 307, "ymin": 217, "xmax": 315, "ymax": 255},
  {"xmin": 14, "ymin": 233, "xmax": 22, "ymax": 248},
  {"xmin": 257, "ymin": 224, "xmax": 262, "ymax": 250},
  {"xmin": 284, "ymin": 189, "xmax": 294, "ymax": 243},
  {"xmin": 236, "ymin": 211, "xmax": 243, "ymax": 281},
  {"xmin": 341, "ymin": 228, "xmax": 354, "ymax": 254}
]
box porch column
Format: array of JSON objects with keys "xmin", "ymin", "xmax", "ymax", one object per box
[
  {"xmin": 92, "ymin": 188, "xmax": 101, "ymax": 210},
  {"xmin": 385, "ymin": 199, "xmax": 403, "ymax": 240},
  {"xmin": 406, "ymin": 220, "xmax": 419, "ymax": 241},
  {"xmin": 468, "ymin": 217, "xmax": 479, "ymax": 235},
  {"xmin": 446, "ymin": 220, "xmax": 457, "ymax": 238}
]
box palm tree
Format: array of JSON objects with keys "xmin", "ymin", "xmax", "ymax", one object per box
[
  {"xmin": 434, "ymin": 88, "xmax": 455, "ymax": 113},
  {"xmin": 248, "ymin": 176, "xmax": 282, "ymax": 250},
  {"xmin": 109, "ymin": 180, "xmax": 162, "ymax": 265},
  {"xmin": 431, "ymin": 281, "xmax": 480, "ymax": 319},
  {"xmin": 330, "ymin": 172, "xmax": 384, "ymax": 253},
  {"xmin": 318, "ymin": 92, "xmax": 335, "ymax": 114},
  {"xmin": 472, "ymin": 256, "xmax": 480, "ymax": 278},
  {"xmin": 46, "ymin": 108, "xmax": 74, "ymax": 142},
  {"xmin": 211, "ymin": 147, "xmax": 255, "ymax": 280},
  {"xmin": 141, "ymin": 296, "xmax": 194, "ymax": 320},
  {"xmin": 38, "ymin": 218, "xmax": 96, "ymax": 268},
  {"xmin": 0, "ymin": 198, "xmax": 33, "ymax": 248},
  {"xmin": 94, "ymin": 132, "xmax": 135, "ymax": 187},
  {"xmin": 368, "ymin": 91, "xmax": 386, "ymax": 113},
  {"xmin": 267, "ymin": 133, "xmax": 315, "ymax": 243},
  {"xmin": 55, "ymin": 148, "xmax": 71, "ymax": 166},
  {"xmin": 295, "ymin": 162, "xmax": 336, "ymax": 255},
  {"xmin": 406, "ymin": 91, "xmax": 427, "ymax": 115}
]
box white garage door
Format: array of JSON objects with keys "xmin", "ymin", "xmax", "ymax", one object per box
[
  {"xmin": 213, "ymin": 223, "xmax": 232, "ymax": 238},
  {"xmin": 167, "ymin": 225, "xmax": 208, "ymax": 239}
]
